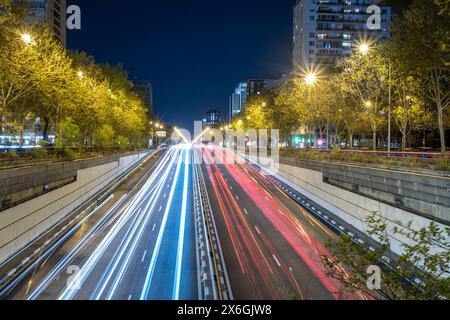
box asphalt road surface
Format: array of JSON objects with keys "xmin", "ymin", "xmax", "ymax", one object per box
[
  {"xmin": 199, "ymin": 146, "xmax": 367, "ymax": 300},
  {"xmin": 6, "ymin": 146, "xmax": 198, "ymax": 300}
]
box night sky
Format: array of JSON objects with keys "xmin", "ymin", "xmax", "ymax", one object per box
[{"xmin": 67, "ymin": 0, "xmax": 295, "ymax": 132}]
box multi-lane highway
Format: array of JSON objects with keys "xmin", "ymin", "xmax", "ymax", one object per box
[
  {"xmin": 3, "ymin": 145, "xmax": 202, "ymax": 300},
  {"xmin": 1, "ymin": 144, "xmax": 369, "ymax": 300},
  {"xmin": 198, "ymin": 146, "xmax": 367, "ymax": 300}
]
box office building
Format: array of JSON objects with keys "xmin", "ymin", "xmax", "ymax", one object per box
[
  {"xmin": 133, "ymin": 80, "xmax": 153, "ymax": 115},
  {"xmin": 293, "ymin": 0, "xmax": 392, "ymax": 72},
  {"xmin": 229, "ymin": 82, "xmax": 247, "ymax": 120},
  {"xmin": 25, "ymin": 0, "xmax": 67, "ymax": 47},
  {"xmin": 203, "ymin": 109, "xmax": 223, "ymax": 128}
]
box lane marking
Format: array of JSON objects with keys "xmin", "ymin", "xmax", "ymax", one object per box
[
  {"xmin": 272, "ymin": 255, "xmax": 281, "ymax": 267},
  {"xmin": 243, "ymin": 208, "xmax": 248, "ymax": 215},
  {"xmin": 152, "ymin": 224, "xmax": 157, "ymax": 232},
  {"xmin": 159, "ymin": 206, "xmax": 162, "ymax": 212},
  {"xmin": 254, "ymin": 226, "xmax": 261, "ymax": 235},
  {"xmin": 141, "ymin": 250, "xmax": 147, "ymax": 263}
]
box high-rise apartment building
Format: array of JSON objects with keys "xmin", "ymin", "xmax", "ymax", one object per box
[
  {"xmin": 229, "ymin": 82, "xmax": 247, "ymax": 120},
  {"xmin": 293, "ymin": 0, "xmax": 392, "ymax": 72},
  {"xmin": 25, "ymin": 0, "xmax": 67, "ymax": 47}
]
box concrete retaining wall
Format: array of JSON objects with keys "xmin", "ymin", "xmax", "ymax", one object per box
[
  {"xmin": 0, "ymin": 152, "xmax": 148, "ymax": 264},
  {"xmin": 281, "ymin": 157, "xmax": 450, "ymax": 225},
  {"xmin": 248, "ymin": 154, "xmax": 447, "ymax": 256}
]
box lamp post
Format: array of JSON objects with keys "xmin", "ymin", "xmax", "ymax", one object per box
[{"xmin": 304, "ymin": 72, "xmax": 323, "ymax": 148}]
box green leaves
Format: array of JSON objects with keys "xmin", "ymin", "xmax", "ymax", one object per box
[
  {"xmin": 0, "ymin": 7, "xmax": 150, "ymax": 149},
  {"xmin": 322, "ymin": 212, "xmax": 450, "ymax": 300}
]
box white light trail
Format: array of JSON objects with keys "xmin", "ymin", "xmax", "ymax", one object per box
[
  {"xmin": 140, "ymin": 146, "xmax": 185, "ymax": 300},
  {"xmin": 173, "ymin": 145, "xmax": 191, "ymax": 300}
]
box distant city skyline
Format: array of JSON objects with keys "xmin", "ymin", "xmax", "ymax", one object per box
[{"xmin": 67, "ymin": 0, "xmax": 294, "ymax": 132}]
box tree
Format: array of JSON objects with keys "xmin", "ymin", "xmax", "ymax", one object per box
[
  {"xmin": 273, "ymin": 79, "xmax": 309, "ymax": 145},
  {"xmin": 390, "ymin": 0, "xmax": 450, "ymax": 155},
  {"xmin": 337, "ymin": 51, "xmax": 388, "ymax": 150},
  {"xmin": 392, "ymin": 76, "xmax": 432, "ymax": 150},
  {"xmin": 94, "ymin": 124, "xmax": 115, "ymax": 147},
  {"xmin": 57, "ymin": 117, "xmax": 81, "ymax": 148},
  {"xmin": 333, "ymin": 74, "xmax": 366, "ymax": 149},
  {"xmin": 321, "ymin": 212, "xmax": 450, "ymax": 300}
]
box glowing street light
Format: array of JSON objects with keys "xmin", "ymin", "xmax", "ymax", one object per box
[
  {"xmin": 77, "ymin": 71, "xmax": 84, "ymax": 79},
  {"xmin": 365, "ymin": 101, "xmax": 372, "ymax": 108},
  {"xmin": 174, "ymin": 127, "xmax": 189, "ymax": 144},
  {"xmin": 21, "ymin": 33, "xmax": 33, "ymax": 45},
  {"xmin": 304, "ymin": 72, "xmax": 317, "ymax": 85},
  {"xmin": 359, "ymin": 43, "xmax": 370, "ymax": 55}
]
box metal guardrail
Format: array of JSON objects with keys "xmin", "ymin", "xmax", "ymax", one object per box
[{"xmin": 194, "ymin": 152, "xmax": 233, "ymax": 300}]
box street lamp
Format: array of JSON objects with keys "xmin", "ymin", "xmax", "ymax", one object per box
[
  {"xmin": 21, "ymin": 33, "xmax": 33, "ymax": 45},
  {"xmin": 359, "ymin": 43, "xmax": 370, "ymax": 55},
  {"xmin": 365, "ymin": 101, "xmax": 372, "ymax": 108},
  {"xmin": 304, "ymin": 72, "xmax": 317, "ymax": 85},
  {"xmin": 77, "ymin": 71, "xmax": 84, "ymax": 79}
]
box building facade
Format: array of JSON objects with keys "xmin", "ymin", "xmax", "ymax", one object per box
[
  {"xmin": 293, "ymin": 0, "xmax": 392, "ymax": 72},
  {"xmin": 229, "ymin": 82, "xmax": 247, "ymax": 120},
  {"xmin": 25, "ymin": 0, "xmax": 67, "ymax": 47},
  {"xmin": 133, "ymin": 80, "xmax": 153, "ymax": 115},
  {"xmin": 203, "ymin": 109, "xmax": 223, "ymax": 128}
]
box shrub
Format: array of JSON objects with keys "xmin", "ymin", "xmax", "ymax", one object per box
[
  {"xmin": 435, "ymin": 159, "xmax": 450, "ymax": 171},
  {"xmin": 63, "ymin": 148, "xmax": 77, "ymax": 159},
  {"xmin": 31, "ymin": 147, "xmax": 48, "ymax": 158}
]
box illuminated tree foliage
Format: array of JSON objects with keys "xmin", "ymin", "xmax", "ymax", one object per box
[{"xmin": 0, "ymin": 1, "xmax": 150, "ymax": 148}]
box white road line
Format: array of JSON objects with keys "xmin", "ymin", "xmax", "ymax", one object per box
[
  {"xmin": 159, "ymin": 206, "xmax": 162, "ymax": 212},
  {"xmin": 243, "ymin": 208, "xmax": 248, "ymax": 215},
  {"xmin": 152, "ymin": 224, "xmax": 157, "ymax": 232},
  {"xmin": 128, "ymin": 295, "xmax": 132, "ymax": 300},
  {"xmin": 141, "ymin": 250, "xmax": 147, "ymax": 263},
  {"xmin": 272, "ymin": 255, "xmax": 281, "ymax": 267},
  {"xmin": 235, "ymin": 195, "xmax": 239, "ymax": 200},
  {"xmin": 164, "ymin": 193, "xmax": 167, "ymax": 198},
  {"xmin": 254, "ymin": 226, "xmax": 261, "ymax": 235}
]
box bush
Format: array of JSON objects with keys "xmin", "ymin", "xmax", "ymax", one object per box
[
  {"xmin": 7, "ymin": 149, "xmax": 19, "ymax": 160},
  {"xmin": 31, "ymin": 147, "xmax": 48, "ymax": 158},
  {"xmin": 63, "ymin": 148, "xmax": 77, "ymax": 159},
  {"xmin": 435, "ymin": 159, "xmax": 450, "ymax": 171}
]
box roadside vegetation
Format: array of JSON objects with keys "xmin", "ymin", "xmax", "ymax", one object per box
[
  {"xmin": 0, "ymin": 1, "xmax": 152, "ymax": 153},
  {"xmin": 321, "ymin": 212, "xmax": 450, "ymax": 300},
  {"xmin": 280, "ymin": 149, "xmax": 450, "ymax": 172},
  {"xmin": 232, "ymin": 0, "xmax": 449, "ymax": 156}
]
